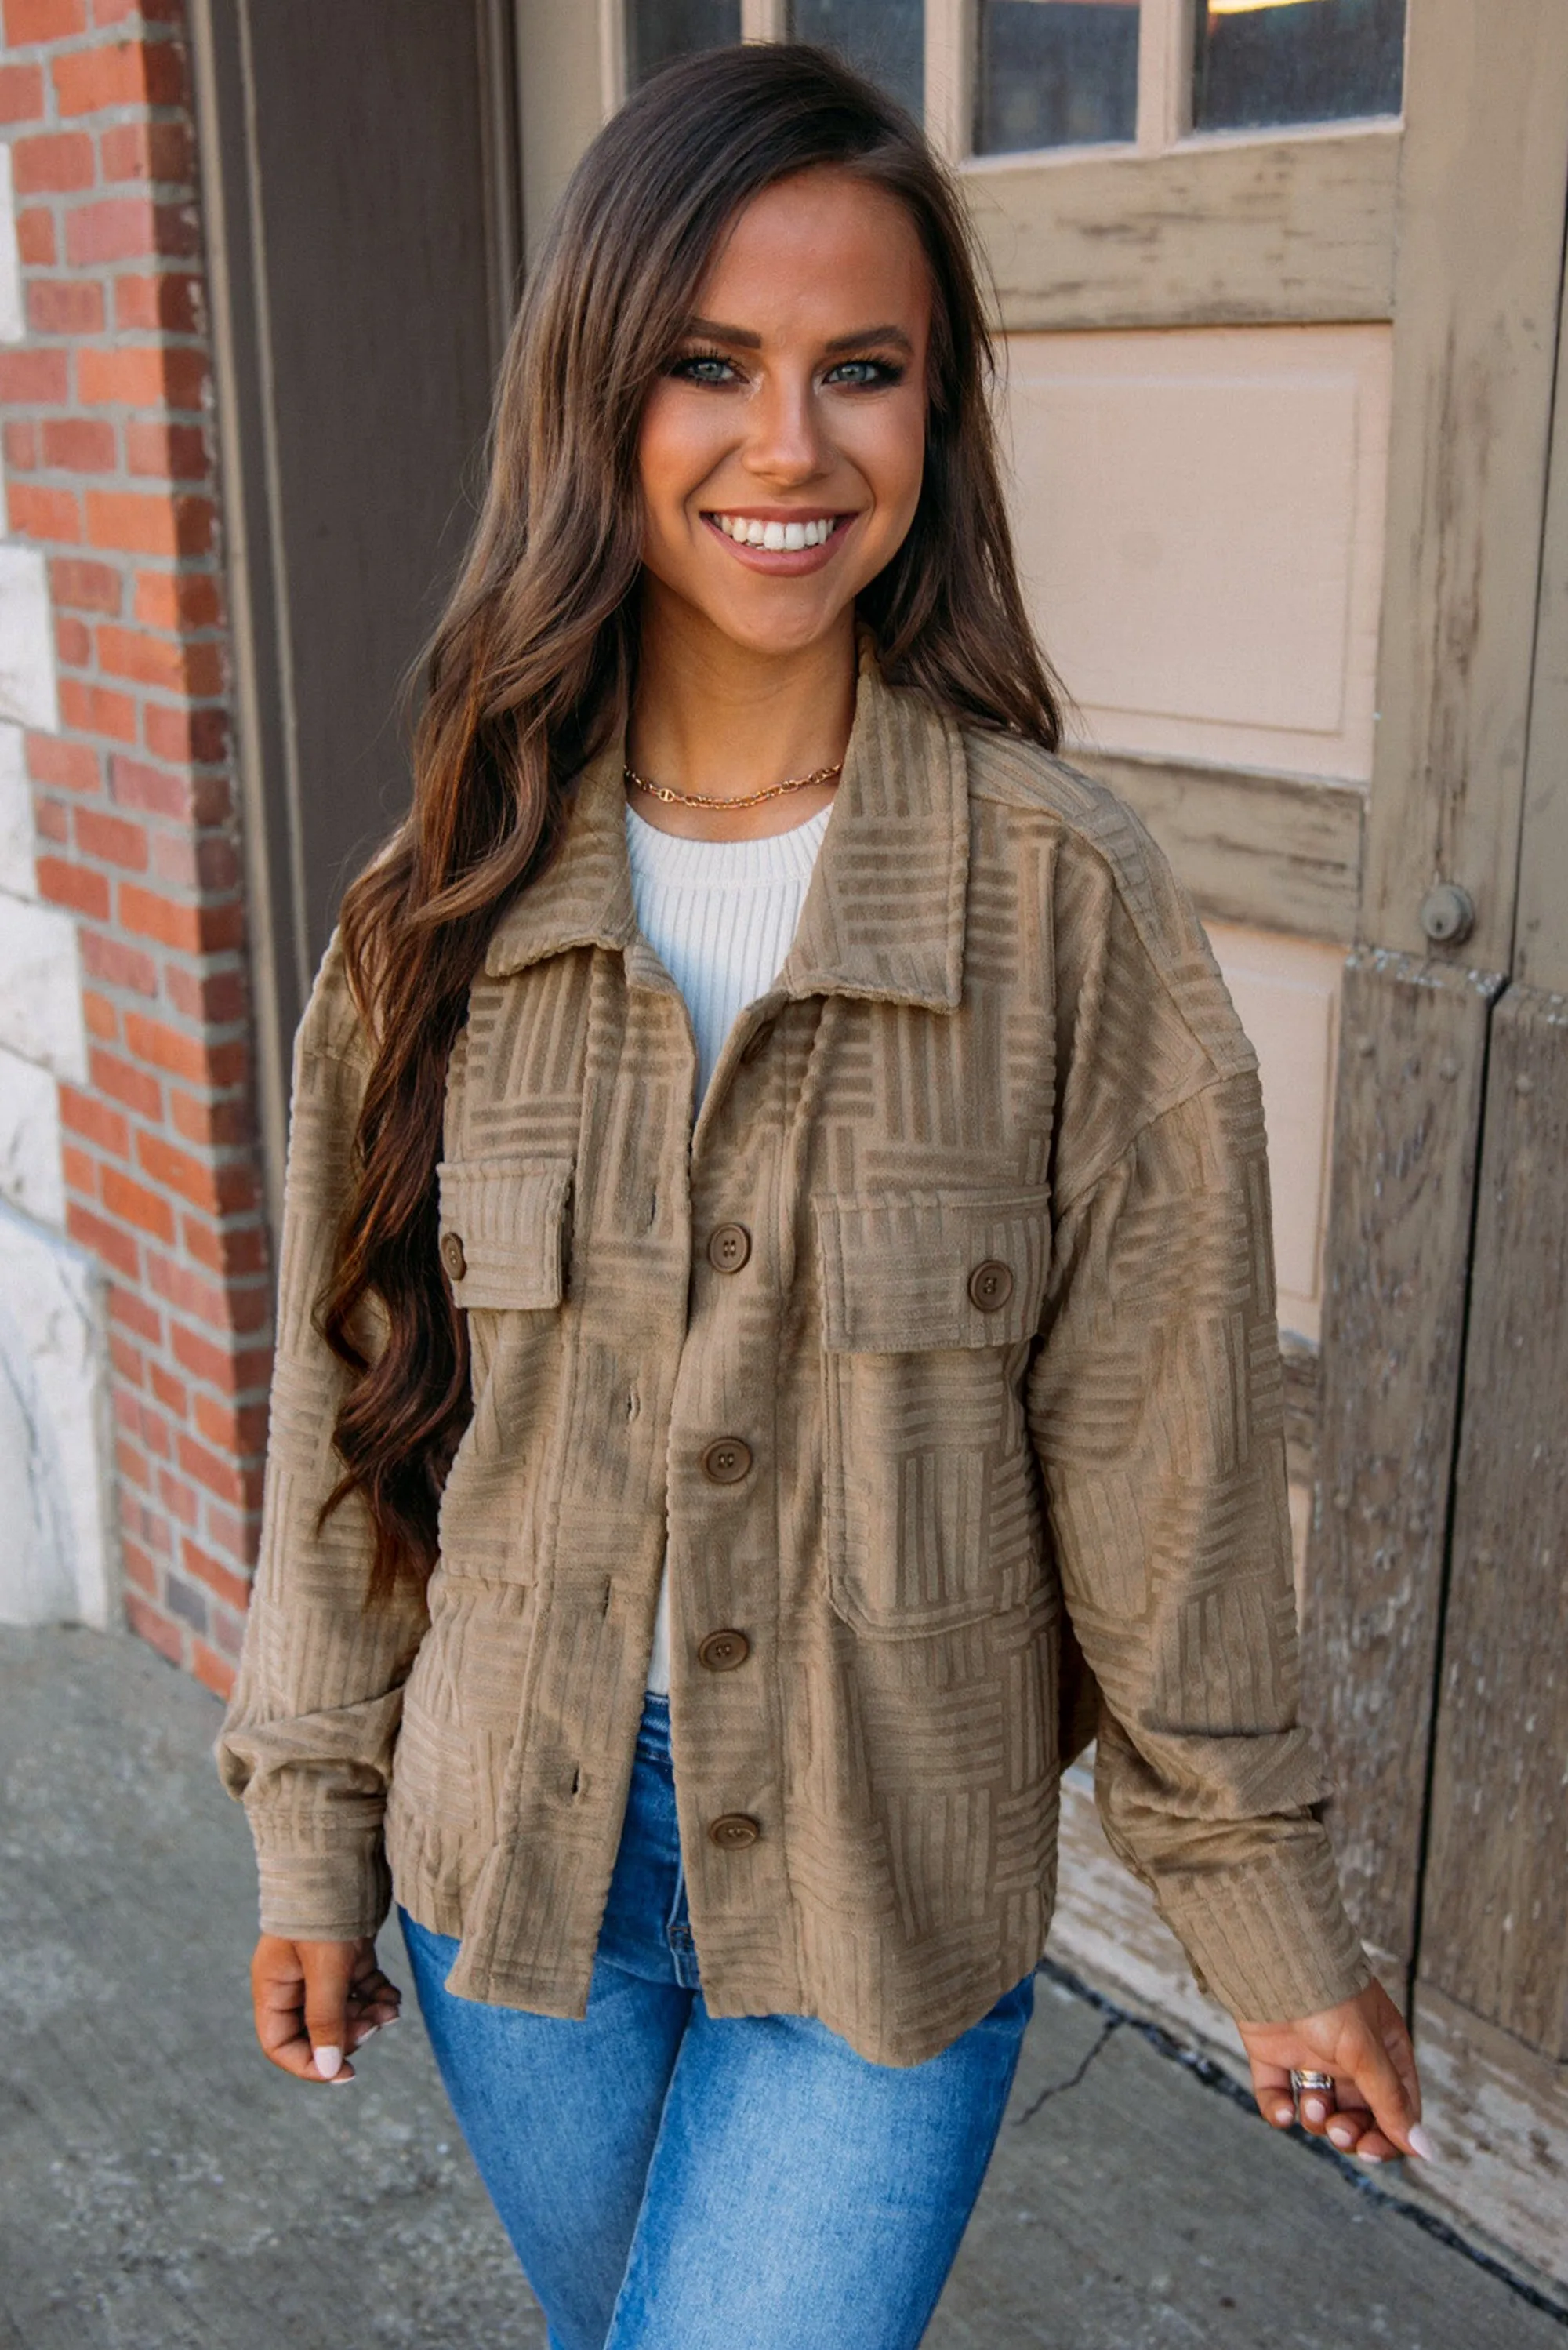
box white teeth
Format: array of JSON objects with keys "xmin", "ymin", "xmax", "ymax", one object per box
[{"xmin": 713, "ymin": 514, "xmax": 837, "ymax": 547}]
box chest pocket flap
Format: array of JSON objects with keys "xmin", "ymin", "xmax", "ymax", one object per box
[
  {"xmin": 437, "ymin": 1157, "xmax": 572, "ymax": 1311},
  {"xmin": 814, "ymin": 1190, "xmax": 1051, "ymax": 1353}
]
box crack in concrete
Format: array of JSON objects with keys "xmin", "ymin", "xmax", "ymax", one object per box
[
  {"xmin": 1029, "ymin": 1956, "xmax": 1568, "ymax": 2330},
  {"xmin": 1011, "ymin": 2011, "xmax": 1123, "ymax": 2125}
]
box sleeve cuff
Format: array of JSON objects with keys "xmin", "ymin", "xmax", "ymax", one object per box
[
  {"xmin": 249, "ymin": 1805, "xmax": 392, "ymax": 1945},
  {"xmin": 1152, "ymin": 1830, "xmax": 1372, "ymax": 2023}
]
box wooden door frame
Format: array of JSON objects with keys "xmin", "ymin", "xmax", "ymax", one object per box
[{"xmin": 187, "ymin": 0, "xmax": 522, "ymax": 1226}]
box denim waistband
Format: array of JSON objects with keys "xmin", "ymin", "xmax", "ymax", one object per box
[{"xmin": 635, "ymin": 1689, "xmax": 671, "ymax": 1765}]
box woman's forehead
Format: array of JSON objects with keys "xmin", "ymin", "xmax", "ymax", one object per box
[{"xmin": 694, "ymin": 170, "xmax": 931, "ymax": 338}]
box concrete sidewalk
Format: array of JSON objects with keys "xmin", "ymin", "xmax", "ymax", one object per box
[{"xmin": 2, "ymin": 1625, "xmax": 1562, "ymax": 2350}]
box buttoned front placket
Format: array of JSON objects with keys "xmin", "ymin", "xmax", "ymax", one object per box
[{"xmin": 652, "ymin": 978, "xmax": 808, "ymax": 2019}]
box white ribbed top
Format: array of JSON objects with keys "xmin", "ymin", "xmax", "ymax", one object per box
[
  {"xmin": 626, "ymin": 801, "xmax": 832, "ymax": 1103},
  {"xmin": 626, "ymin": 798, "xmax": 833, "ymax": 1694}
]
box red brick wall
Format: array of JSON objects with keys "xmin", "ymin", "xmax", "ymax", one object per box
[{"xmin": 2, "ymin": 0, "xmax": 268, "ymax": 1695}]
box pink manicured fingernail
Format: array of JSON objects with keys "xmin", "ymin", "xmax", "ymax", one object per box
[
  {"xmin": 1328, "ymin": 2123, "xmax": 1355, "ymax": 2148},
  {"xmin": 1355, "ymin": 2147, "xmax": 1385, "ymax": 2164},
  {"xmin": 313, "ymin": 2044, "xmax": 343, "ymax": 2079},
  {"xmin": 1303, "ymin": 2098, "xmax": 1327, "ymax": 2124},
  {"xmin": 1274, "ymin": 2102, "xmax": 1294, "ymax": 2126},
  {"xmin": 1408, "ymin": 2124, "xmax": 1435, "ymax": 2161}
]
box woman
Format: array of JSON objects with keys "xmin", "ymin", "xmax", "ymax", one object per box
[{"xmin": 220, "ymin": 42, "xmax": 1428, "ymax": 2350}]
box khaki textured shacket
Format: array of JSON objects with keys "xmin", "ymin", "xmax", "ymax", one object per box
[{"xmin": 218, "ymin": 646, "xmax": 1369, "ymax": 2067}]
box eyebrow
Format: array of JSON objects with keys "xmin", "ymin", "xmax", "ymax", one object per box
[{"xmin": 683, "ymin": 317, "xmax": 916, "ymax": 358}]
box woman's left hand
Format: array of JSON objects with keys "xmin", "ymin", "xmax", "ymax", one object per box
[{"xmin": 1236, "ymin": 1978, "xmax": 1433, "ymax": 2164}]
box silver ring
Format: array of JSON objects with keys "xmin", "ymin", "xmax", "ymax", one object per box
[{"xmin": 1290, "ymin": 2069, "xmax": 1336, "ymax": 2095}]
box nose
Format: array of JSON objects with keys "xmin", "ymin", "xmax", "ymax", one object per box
[{"xmin": 741, "ymin": 369, "xmax": 829, "ymax": 487}]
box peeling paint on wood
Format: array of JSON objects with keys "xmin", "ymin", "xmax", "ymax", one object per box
[
  {"xmin": 1074, "ymin": 752, "xmax": 1363, "ymax": 943},
  {"xmin": 1303, "ymin": 949, "xmax": 1501, "ymax": 1972},
  {"xmin": 1420, "ymin": 987, "xmax": 1568, "ymax": 2059},
  {"xmin": 964, "ymin": 129, "xmax": 1399, "ymax": 333},
  {"xmin": 1413, "ymin": 1979, "xmax": 1568, "ymax": 2287},
  {"xmin": 1360, "ymin": 0, "xmax": 1568, "ymax": 965}
]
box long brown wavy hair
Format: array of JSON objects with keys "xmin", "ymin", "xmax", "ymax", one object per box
[{"xmin": 322, "ymin": 41, "xmax": 1064, "ymax": 1600}]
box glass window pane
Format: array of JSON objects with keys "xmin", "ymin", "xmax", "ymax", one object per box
[
  {"xmin": 787, "ymin": 1, "xmax": 926, "ymax": 122},
  {"xmin": 1192, "ymin": 0, "xmax": 1405, "ymax": 133},
  {"xmin": 627, "ymin": 0, "xmax": 743, "ymax": 90},
  {"xmin": 975, "ymin": 1, "xmax": 1140, "ymax": 156}
]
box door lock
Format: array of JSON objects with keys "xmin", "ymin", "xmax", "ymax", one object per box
[{"xmin": 1419, "ymin": 883, "xmax": 1475, "ymax": 946}]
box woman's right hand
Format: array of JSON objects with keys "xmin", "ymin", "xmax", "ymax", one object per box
[{"xmin": 250, "ymin": 1933, "xmax": 402, "ymax": 2084}]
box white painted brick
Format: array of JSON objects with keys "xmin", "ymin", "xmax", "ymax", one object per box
[
  {"xmin": 0, "ymin": 1200, "xmax": 118, "ymax": 1626},
  {"xmin": 0, "ymin": 888, "xmax": 88, "ymax": 1081},
  {"xmin": 0, "ymin": 1045, "xmax": 63, "ymax": 1227},
  {"xmin": 0, "ymin": 721, "xmax": 36, "ymax": 898},
  {"xmin": 0, "ymin": 541, "xmax": 60, "ymax": 732},
  {"xmin": 0, "ymin": 143, "xmax": 24, "ymax": 345}
]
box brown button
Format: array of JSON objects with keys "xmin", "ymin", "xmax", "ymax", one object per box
[
  {"xmin": 709, "ymin": 1812, "xmax": 760, "ymax": 1850},
  {"xmin": 701, "ymin": 1437, "xmax": 753, "ymax": 1485},
  {"xmin": 707, "ymin": 1222, "xmax": 752, "ymax": 1273},
  {"xmin": 441, "ymin": 1232, "xmax": 467, "ymax": 1283},
  {"xmin": 698, "ymin": 1627, "xmax": 750, "ymax": 1673},
  {"xmin": 967, "ymin": 1258, "xmax": 1014, "ymax": 1311},
  {"xmin": 740, "ymin": 1018, "xmax": 776, "ymax": 1064}
]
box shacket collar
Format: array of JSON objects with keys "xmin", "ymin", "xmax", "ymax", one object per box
[{"xmin": 484, "ymin": 640, "xmax": 969, "ymax": 1012}]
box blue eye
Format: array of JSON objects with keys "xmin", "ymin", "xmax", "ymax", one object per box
[
  {"xmin": 825, "ymin": 358, "xmax": 904, "ymax": 389},
  {"xmin": 670, "ymin": 350, "xmax": 739, "ymax": 385}
]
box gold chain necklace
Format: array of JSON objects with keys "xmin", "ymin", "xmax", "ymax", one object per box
[{"xmin": 623, "ymin": 759, "xmax": 844, "ymax": 812}]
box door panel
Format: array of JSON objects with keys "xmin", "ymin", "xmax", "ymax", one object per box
[
  {"xmin": 1304, "ymin": 950, "xmax": 1501, "ymax": 1990},
  {"xmin": 1003, "ymin": 323, "xmax": 1391, "ymax": 778},
  {"xmin": 1420, "ymin": 988, "xmax": 1568, "ymax": 2058},
  {"xmin": 964, "ymin": 129, "xmax": 1399, "ymax": 331}
]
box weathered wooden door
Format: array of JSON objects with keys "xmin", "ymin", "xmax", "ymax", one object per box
[
  {"xmin": 1402, "ymin": 213, "xmax": 1568, "ymax": 2270},
  {"xmin": 957, "ymin": 0, "xmax": 1568, "ymax": 2270},
  {"xmin": 1288, "ymin": 0, "xmax": 1568, "ymax": 2275},
  {"xmin": 506, "ymin": 0, "xmax": 1568, "ymax": 2272}
]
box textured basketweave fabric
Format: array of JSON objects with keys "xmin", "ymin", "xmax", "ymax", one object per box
[{"xmin": 219, "ymin": 646, "xmax": 1369, "ymax": 2065}]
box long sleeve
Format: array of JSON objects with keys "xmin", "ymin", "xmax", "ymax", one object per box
[
  {"xmin": 1027, "ymin": 826, "xmax": 1369, "ymax": 2025},
  {"xmin": 216, "ymin": 938, "xmax": 430, "ymax": 1941}
]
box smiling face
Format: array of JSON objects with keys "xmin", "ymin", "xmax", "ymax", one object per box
[{"xmin": 636, "ymin": 167, "xmax": 933, "ymax": 665}]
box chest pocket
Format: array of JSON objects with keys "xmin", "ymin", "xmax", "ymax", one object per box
[
  {"xmin": 436, "ymin": 1158, "xmax": 572, "ymax": 1310},
  {"xmin": 814, "ymin": 1190, "xmax": 1052, "ymax": 1636},
  {"xmin": 435, "ymin": 1157, "xmax": 574, "ymax": 1582}
]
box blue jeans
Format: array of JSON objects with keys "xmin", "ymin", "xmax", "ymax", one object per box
[{"xmin": 400, "ymin": 1692, "xmax": 1035, "ymax": 2350}]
